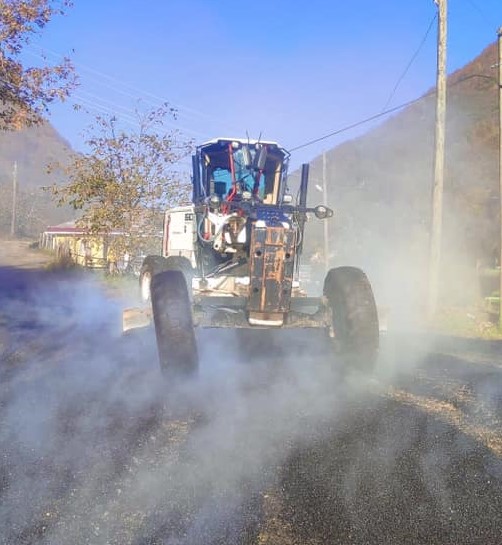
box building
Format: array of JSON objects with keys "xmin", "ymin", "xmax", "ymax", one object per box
[{"xmin": 40, "ymin": 221, "xmax": 125, "ymax": 269}]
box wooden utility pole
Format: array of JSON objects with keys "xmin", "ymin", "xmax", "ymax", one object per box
[
  {"xmin": 428, "ymin": 0, "xmax": 448, "ymax": 318},
  {"xmin": 498, "ymin": 27, "xmax": 502, "ymax": 329},
  {"xmin": 322, "ymin": 151, "xmax": 330, "ymax": 274},
  {"xmin": 10, "ymin": 161, "xmax": 17, "ymax": 237}
]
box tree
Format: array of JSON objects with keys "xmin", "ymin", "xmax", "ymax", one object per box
[
  {"xmin": 0, "ymin": 0, "xmax": 76, "ymax": 129},
  {"xmin": 50, "ymin": 104, "xmax": 193, "ymax": 263}
]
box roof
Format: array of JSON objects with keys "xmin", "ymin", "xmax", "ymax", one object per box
[
  {"xmin": 43, "ymin": 221, "xmax": 123, "ymax": 236},
  {"xmin": 198, "ymin": 137, "xmax": 290, "ymax": 157},
  {"xmin": 44, "ymin": 221, "xmax": 82, "ymax": 234},
  {"xmin": 201, "ymin": 137, "xmax": 281, "ymax": 147}
]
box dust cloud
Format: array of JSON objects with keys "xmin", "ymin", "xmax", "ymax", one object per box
[
  {"xmin": 0, "ymin": 269, "xmax": 385, "ymax": 545},
  {"xmin": 1, "ymin": 240, "xmax": 501, "ymax": 544}
]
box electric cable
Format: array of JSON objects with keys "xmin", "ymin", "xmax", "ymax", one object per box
[
  {"xmin": 462, "ymin": 0, "xmax": 498, "ymax": 29},
  {"xmin": 288, "ymin": 73, "xmax": 497, "ymax": 154},
  {"xmin": 22, "ymin": 46, "xmax": 215, "ymax": 137},
  {"xmin": 24, "ymin": 46, "xmax": 212, "ymax": 121},
  {"xmin": 381, "ymin": 13, "xmax": 437, "ymax": 112},
  {"xmin": 289, "ymin": 97, "xmax": 426, "ymax": 152},
  {"xmin": 23, "ymin": 45, "xmax": 243, "ymax": 138}
]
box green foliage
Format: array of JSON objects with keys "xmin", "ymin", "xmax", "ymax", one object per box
[
  {"xmin": 49, "ymin": 104, "xmax": 193, "ymax": 258},
  {"xmin": 0, "ymin": 0, "xmax": 76, "ymax": 129}
]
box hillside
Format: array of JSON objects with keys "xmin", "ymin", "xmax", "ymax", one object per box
[
  {"xmin": 0, "ymin": 121, "xmax": 74, "ymax": 237},
  {"xmin": 302, "ymin": 42, "xmax": 499, "ymax": 314}
]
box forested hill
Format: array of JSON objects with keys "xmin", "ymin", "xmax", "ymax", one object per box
[
  {"xmin": 0, "ymin": 120, "xmax": 74, "ymax": 237},
  {"xmin": 302, "ymin": 41, "xmax": 499, "ymax": 310}
]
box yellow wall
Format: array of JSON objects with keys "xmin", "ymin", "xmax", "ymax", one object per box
[{"xmin": 43, "ymin": 233, "xmax": 108, "ymax": 268}]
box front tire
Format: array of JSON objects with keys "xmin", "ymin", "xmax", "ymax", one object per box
[
  {"xmin": 139, "ymin": 255, "xmax": 168, "ymax": 303},
  {"xmin": 164, "ymin": 256, "xmax": 195, "ymax": 288},
  {"xmin": 323, "ymin": 266, "xmax": 379, "ymax": 370},
  {"xmin": 151, "ymin": 270, "xmax": 198, "ymax": 378}
]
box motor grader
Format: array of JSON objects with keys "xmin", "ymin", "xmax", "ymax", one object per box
[{"xmin": 124, "ymin": 137, "xmax": 379, "ymax": 378}]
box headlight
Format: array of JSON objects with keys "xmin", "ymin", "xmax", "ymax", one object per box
[
  {"xmin": 209, "ymin": 194, "xmax": 220, "ymax": 209},
  {"xmin": 314, "ymin": 205, "xmax": 333, "ymax": 219}
]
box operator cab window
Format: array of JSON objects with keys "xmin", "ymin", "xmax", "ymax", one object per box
[
  {"xmin": 211, "ymin": 167, "xmax": 231, "ymax": 198},
  {"xmin": 202, "ymin": 142, "xmax": 285, "ymax": 205}
]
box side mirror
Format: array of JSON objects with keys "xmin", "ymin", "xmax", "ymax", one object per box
[
  {"xmin": 253, "ymin": 146, "xmax": 267, "ymax": 170},
  {"xmin": 314, "ymin": 205, "xmax": 334, "ymax": 220},
  {"xmin": 242, "ymin": 145, "xmax": 252, "ymax": 169}
]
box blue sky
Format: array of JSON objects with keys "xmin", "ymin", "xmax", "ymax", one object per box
[{"xmin": 23, "ymin": 0, "xmax": 502, "ymax": 168}]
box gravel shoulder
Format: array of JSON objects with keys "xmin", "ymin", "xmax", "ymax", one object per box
[{"xmin": 0, "ymin": 239, "xmax": 53, "ymax": 269}]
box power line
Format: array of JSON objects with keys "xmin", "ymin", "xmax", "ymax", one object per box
[
  {"xmin": 72, "ymin": 94, "xmax": 140, "ymax": 128},
  {"xmin": 25, "ymin": 46, "xmax": 218, "ymax": 123},
  {"xmin": 24, "ymin": 45, "xmax": 236, "ymax": 138},
  {"xmin": 73, "ymin": 90, "xmax": 208, "ymax": 137},
  {"xmin": 462, "ymin": 0, "xmax": 498, "ymax": 30},
  {"xmin": 381, "ymin": 13, "xmax": 437, "ymax": 112},
  {"xmin": 22, "ymin": 47, "xmax": 219, "ymax": 138},
  {"xmin": 289, "ymin": 73, "xmax": 495, "ymax": 153},
  {"xmin": 289, "ymin": 97, "xmax": 426, "ymax": 152}
]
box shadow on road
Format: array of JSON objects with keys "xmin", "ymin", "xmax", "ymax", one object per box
[
  {"xmin": 271, "ymin": 334, "xmax": 502, "ymax": 545},
  {"xmin": 279, "ymin": 391, "xmax": 502, "ymax": 545}
]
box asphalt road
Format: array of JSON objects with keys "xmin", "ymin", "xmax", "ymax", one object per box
[{"xmin": 1, "ymin": 241, "xmax": 502, "ymax": 544}]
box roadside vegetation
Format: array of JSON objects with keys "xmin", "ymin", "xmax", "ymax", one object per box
[
  {"xmin": 48, "ymin": 105, "xmax": 193, "ymax": 261},
  {"xmin": 0, "ymin": 0, "xmax": 76, "ymax": 129},
  {"xmin": 429, "ymin": 305, "xmax": 502, "ymax": 340}
]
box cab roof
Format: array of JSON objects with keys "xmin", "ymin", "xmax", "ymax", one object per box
[{"xmin": 198, "ymin": 137, "xmax": 290, "ymax": 158}]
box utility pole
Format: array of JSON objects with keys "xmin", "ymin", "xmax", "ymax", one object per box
[
  {"xmin": 322, "ymin": 151, "xmax": 330, "ymax": 274},
  {"xmin": 10, "ymin": 161, "xmax": 17, "ymax": 237},
  {"xmin": 428, "ymin": 0, "xmax": 448, "ymax": 318},
  {"xmin": 498, "ymin": 27, "xmax": 502, "ymax": 329}
]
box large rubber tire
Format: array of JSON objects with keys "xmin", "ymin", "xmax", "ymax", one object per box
[
  {"xmin": 164, "ymin": 256, "xmax": 195, "ymax": 288},
  {"xmin": 151, "ymin": 270, "xmax": 198, "ymax": 378},
  {"xmin": 323, "ymin": 266, "xmax": 379, "ymax": 370},
  {"xmin": 139, "ymin": 255, "xmax": 168, "ymax": 303}
]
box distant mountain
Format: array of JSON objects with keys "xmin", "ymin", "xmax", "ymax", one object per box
[
  {"xmin": 300, "ymin": 42, "xmax": 499, "ymax": 312},
  {"xmin": 0, "ymin": 120, "xmax": 75, "ymax": 237}
]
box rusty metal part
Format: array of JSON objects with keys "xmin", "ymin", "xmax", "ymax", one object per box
[
  {"xmin": 192, "ymin": 296, "xmax": 330, "ymax": 329},
  {"xmin": 247, "ymin": 225, "xmax": 296, "ymax": 314},
  {"xmin": 122, "ymin": 296, "xmax": 330, "ymax": 333}
]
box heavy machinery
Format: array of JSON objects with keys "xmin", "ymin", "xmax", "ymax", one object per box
[{"xmin": 124, "ymin": 137, "xmax": 379, "ymax": 378}]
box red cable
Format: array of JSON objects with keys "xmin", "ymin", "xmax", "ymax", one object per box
[
  {"xmin": 227, "ymin": 143, "xmax": 237, "ymax": 201},
  {"xmin": 222, "ymin": 143, "xmax": 237, "ymax": 214}
]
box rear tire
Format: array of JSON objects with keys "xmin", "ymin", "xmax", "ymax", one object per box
[
  {"xmin": 139, "ymin": 255, "xmax": 168, "ymax": 303},
  {"xmin": 164, "ymin": 256, "xmax": 195, "ymax": 288},
  {"xmin": 323, "ymin": 266, "xmax": 379, "ymax": 371},
  {"xmin": 151, "ymin": 270, "xmax": 198, "ymax": 378}
]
